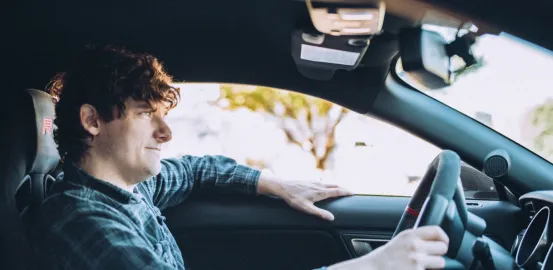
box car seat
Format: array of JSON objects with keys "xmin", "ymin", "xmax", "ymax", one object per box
[{"xmin": 0, "ymin": 89, "xmax": 60, "ymax": 270}]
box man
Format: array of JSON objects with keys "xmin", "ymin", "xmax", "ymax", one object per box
[{"xmin": 32, "ymin": 45, "xmax": 449, "ymax": 270}]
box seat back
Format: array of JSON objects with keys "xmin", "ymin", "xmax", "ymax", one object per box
[{"xmin": 0, "ymin": 89, "xmax": 60, "ymax": 270}]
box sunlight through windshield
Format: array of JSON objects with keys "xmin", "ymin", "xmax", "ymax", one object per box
[{"xmin": 397, "ymin": 27, "xmax": 553, "ymax": 163}]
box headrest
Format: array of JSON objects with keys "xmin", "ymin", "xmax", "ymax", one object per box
[
  {"xmin": 0, "ymin": 89, "xmax": 60, "ymax": 270},
  {"xmin": 12, "ymin": 89, "xmax": 60, "ymax": 175}
]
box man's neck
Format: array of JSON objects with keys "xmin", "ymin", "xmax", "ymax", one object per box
[{"xmin": 77, "ymin": 154, "xmax": 136, "ymax": 193}]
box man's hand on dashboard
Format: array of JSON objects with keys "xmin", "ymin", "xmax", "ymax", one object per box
[{"xmin": 256, "ymin": 172, "xmax": 353, "ymax": 221}]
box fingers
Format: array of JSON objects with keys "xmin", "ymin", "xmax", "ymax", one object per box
[
  {"xmin": 292, "ymin": 200, "xmax": 335, "ymax": 221},
  {"xmin": 412, "ymin": 254, "xmax": 446, "ymax": 270},
  {"xmin": 412, "ymin": 226, "xmax": 449, "ymax": 244},
  {"xmin": 283, "ymin": 181, "xmax": 353, "ymax": 221},
  {"xmin": 306, "ymin": 203, "xmax": 335, "ymax": 221},
  {"xmin": 415, "ymin": 239, "xmax": 449, "ymax": 255},
  {"xmin": 313, "ymin": 188, "xmax": 354, "ymax": 201},
  {"xmin": 326, "ymin": 187, "xmax": 354, "ymax": 198},
  {"xmin": 405, "ymin": 226, "xmax": 449, "ymax": 269},
  {"xmin": 315, "ymin": 183, "xmax": 354, "ymax": 195}
]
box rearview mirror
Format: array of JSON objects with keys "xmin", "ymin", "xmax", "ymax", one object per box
[{"xmin": 398, "ymin": 27, "xmax": 452, "ymax": 89}]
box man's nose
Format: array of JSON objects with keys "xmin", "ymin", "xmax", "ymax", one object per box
[{"xmin": 154, "ymin": 117, "xmax": 172, "ymax": 143}]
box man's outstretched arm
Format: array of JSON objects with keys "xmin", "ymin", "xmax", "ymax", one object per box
[
  {"xmin": 140, "ymin": 154, "xmax": 352, "ymax": 219},
  {"xmin": 139, "ymin": 155, "xmax": 260, "ymax": 210}
]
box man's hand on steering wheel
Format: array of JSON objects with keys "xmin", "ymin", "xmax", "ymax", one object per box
[{"xmin": 327, "ymin": 226, "xmax": 450, "ymax": 270}]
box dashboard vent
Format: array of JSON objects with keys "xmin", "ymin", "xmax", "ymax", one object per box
[{"xmin": 466, "ymin": 202, "xmax": 482, "ymax": 207}]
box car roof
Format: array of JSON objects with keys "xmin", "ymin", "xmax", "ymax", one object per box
[{"xmin": 8, "ymin": 0, "xmax": 553, "ymax": 112}]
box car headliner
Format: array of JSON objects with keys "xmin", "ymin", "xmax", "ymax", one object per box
[{"xmin": 7, "ymin": 0, "xmax": 553, "ymax": 114}]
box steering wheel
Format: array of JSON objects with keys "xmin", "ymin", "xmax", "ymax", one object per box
[{"xmin": 393, "ymin": 150, "xmax": 468, "ymax": 269}]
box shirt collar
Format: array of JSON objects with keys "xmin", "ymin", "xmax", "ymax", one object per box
[{"xmin": 62, "ymin": 162, "xmax": 143, "ymax": 204}]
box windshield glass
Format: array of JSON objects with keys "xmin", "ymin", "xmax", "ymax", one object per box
[{"xmin": 397, "ymin": 26, "xmax": 553, "ymax": 163}]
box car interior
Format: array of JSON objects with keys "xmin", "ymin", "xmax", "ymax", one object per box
[{"xmin": 4, "ymin": 0, "xmax": 553, "ymax": 269}]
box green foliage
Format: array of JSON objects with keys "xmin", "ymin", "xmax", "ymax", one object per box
[
  {"xmin": 532, "ymin": 99, "xmax": 553, "ymax": 156},
  {"xmin": 216, "ymin": 84, "xmax": 348, "ymax": 170},
  {"xmin": 218, "ymin": 85, "xmax": 335, "ymax": 118}
]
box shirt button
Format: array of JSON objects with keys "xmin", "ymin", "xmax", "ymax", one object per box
[{"xmin": 135, "ymin": 193, "xmax": 143, "ymax": 200}]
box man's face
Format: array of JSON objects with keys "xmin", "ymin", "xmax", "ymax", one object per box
[{"xmin": 92, "ymin": 98, "xmax": 172, "ymax": 183}]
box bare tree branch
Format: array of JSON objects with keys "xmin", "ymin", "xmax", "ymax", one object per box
[
  {"xmin": 283, "ymin": 126, "xmax": 304, "ymax": 149},
  {"xmin": 318, "ymin": 108, "xmax": 347, "ymax": 169}
]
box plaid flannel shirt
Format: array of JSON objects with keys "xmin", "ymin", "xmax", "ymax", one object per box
[
  {"xmin": 31, "ymin": 154, "xmax": 330, "ymax": 270},
  {"xmin": 32, "ymin": 155, "xmax": 260, "ymax": 269}
]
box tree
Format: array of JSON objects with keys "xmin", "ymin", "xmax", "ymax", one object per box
[
  {"xmin": 532, "ymin": 99, "xmax": 553, "ymax": 157},
  {"xmin": 215, "ymin": 84, "xmax": 348, "ymax": 170}
]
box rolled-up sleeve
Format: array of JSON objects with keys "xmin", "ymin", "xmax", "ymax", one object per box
[{"xmin": 139, "ymin": 155, "xmax": 261, "ymax": 210}]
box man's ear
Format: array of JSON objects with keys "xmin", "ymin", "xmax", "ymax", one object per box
[{"xmin": 80, "ymin": 104, "xmax": 101, "ymax": 136}]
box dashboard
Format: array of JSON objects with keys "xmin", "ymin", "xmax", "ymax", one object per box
[{"xmin": 513, "ymin": 191, "xmax": 553, "ymax": 269}]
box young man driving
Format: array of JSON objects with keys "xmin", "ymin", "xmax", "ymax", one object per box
[{"xmin": 32, "ymin": 46, "xmax": 449, "ymax": 270}]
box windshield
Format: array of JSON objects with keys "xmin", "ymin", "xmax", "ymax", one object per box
[{"xmin": 396, "ymin": 26, "xmax": 553, "ymax": 163}]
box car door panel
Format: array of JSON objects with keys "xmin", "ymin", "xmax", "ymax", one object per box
[{"xmin": 163, "ymin": 194, "xmax": 523, "ymax": 270}]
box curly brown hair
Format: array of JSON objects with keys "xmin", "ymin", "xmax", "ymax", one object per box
[{"xmin": 47, "ymin": 45, "xmax": 181, "ymax": 163}]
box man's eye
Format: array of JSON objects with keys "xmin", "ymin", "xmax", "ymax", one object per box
[{"xmin": 141, "ymin": 111, "xmax": 153, "ymax": 117}]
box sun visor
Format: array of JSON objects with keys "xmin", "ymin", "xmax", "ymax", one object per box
[
  {"xmin": 291, "ymin": 30, "xmax": 372, "ymax": 80},
  {"xmin": 292, "ymin": 0, "xmax": 385, "ymax": 80}
]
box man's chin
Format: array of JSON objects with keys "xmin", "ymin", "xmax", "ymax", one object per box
[
  {"xmin": 149, "ymin": 162, "xmax": 163, "ymax": 176},
  {"xmin": 141, "ymin": 162, "xmax": 162, "ymax": 179}
]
